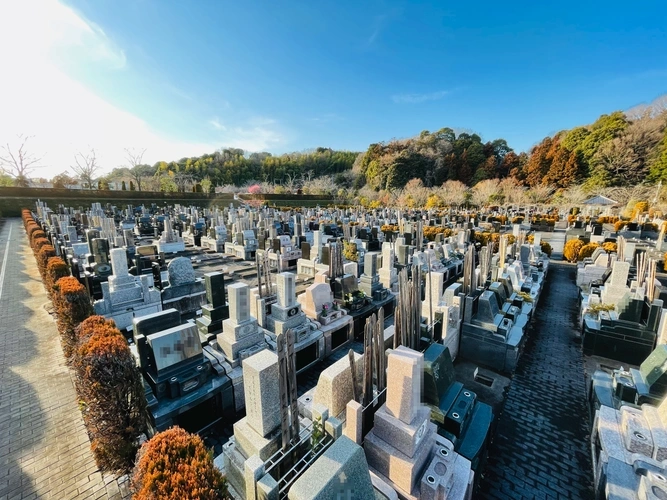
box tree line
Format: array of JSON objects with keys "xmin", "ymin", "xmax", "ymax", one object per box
[{"xmin": 2, "ymin": 94, "xmax": 665, "ymax": 195}]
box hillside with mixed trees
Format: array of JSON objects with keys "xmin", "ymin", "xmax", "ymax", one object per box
[
  {"xmin": 354, "ymin": 95, "xmax": 667, "ymax": 192},
  {"xmin": 3, "ymin": 96, "xmax": 666, "ymax": 199}
]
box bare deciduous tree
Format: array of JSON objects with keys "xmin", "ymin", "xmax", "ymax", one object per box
[
  {"xmin": 71, "ymin": 149, "xmax": 100, "ymax": 190},
  {"xmin": 439, "ymin": 180, "xmax": 469, "ymax": 207},
  {"xmin": 124, "ymin": 148, "xmax": 151, "ymax": 191},
  {"xmin": 593, "ymin": 116, "xmax": 664, "ymax": 186},
  {"xmin": 626, "ymin": 94, "xmax": 667, "ymax": 120},
  {"xmin": 498, "ymin": 177, "xmax": 527, "ymax": 206},
  {"xmin": 471, "ymin": 179, "xmax": 500, "ymax": 207},
  {"xmin": 173, "ymin": 171, "xmax": 194, "ymax": 192},
  {"xmin": 402, "ymin": 178, "xmax": 429, "ymax": 207},
  {"xmin": 0, "ymin": 135, "xmax": 42, "ymax": 187},
  {"xmin": 526, "ymin": 184, "xmax": 554, "ymax": 205}
]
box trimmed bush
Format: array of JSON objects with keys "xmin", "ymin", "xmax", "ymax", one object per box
[
  {"xmin": 26, "ymin": 223, "xmax": 42, "ymax": 239},
  {"xmin": 602, "ymin": 242, "xmax": 618, "ymax": 254},
  {"xmin": 36, "ymin": 245, "xmax": 56, "ymax": 277},
  {"xmin": 74, "ymin": 315, "xmax": 117, "ymax": 347},
  {"xmin": 30, "ymin": 230, "xmax": 46, "ymax": 246},
  {"xmin": 563, "ymin": 239, "xmax": 584, "ymax": 262},
  {"xmin": 614, "ymin": 220, "xmax": 628, "ymax": 232},
  {"xmin": 131, "ymin": 427, "xmax": 229, "ymax": 500},
  {"xmin": 578, "ymin": 243, "xmax": 600, "ymax": 261},
  {"xmin": 32, "ymin": 237, "xmax": 50, "ymax": 253},
  {"xmin": 423, "ymin": 226, "xmax": 453, "ymax": 241},
  {"xmin": 75, "ymin": 328, "xmax": 147, "ymax": 474},
  {"xmin": 53, "ymin": 276, "xmax": 93, "ymax": 358},
  {"xmin": 45, "ymin": 257, "xmax": 69, "ymax": 298}
]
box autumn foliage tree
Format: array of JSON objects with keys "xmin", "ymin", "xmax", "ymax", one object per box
[
  {"xmin": 74, "ymin": 323, "xmax": 147, "ymax": 474},
  {"xmin": 131, "ymin": 427, "xmax": 230, "ymax": 500}
]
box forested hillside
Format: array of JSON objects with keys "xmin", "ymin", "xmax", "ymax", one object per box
[
  {"xmin": 149, "ymin": 147, "xmax": 358, "ymax": 189},
  {"xmin": 353, "ymin": 95, "xmax": 666, "ymax": 192},
  {"xmin": 18, "ymin": 96, "xmax": 665, "ymax": 196},
  {"xmin": 513, "ymin": 104, "xmax": 667, "ymax": 189},
  {"xmin": 354, "ymin": 128, "xmax": 522, "ymax": 190}
]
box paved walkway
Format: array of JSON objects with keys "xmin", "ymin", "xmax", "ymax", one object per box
[
  {"xmin": 477, "ymin": 260, "xmax": 594, "ymax": 499},
  {"xmin": 0, "ymin": 219, "xmax": 115, "ymax": 500}
]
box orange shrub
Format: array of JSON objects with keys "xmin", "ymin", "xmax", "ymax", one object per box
[
  {"xmin": 578, "ymin": 243, "xmax": 600, "ymax": 260},
  {"xmin": 53, "ymin": 276, "xmax": 93, "ymax": 358},
  {"xmin": 132, "ymin": 427, "xmax": 229, "ymax": 500},
  {"xmin": 75, "ymin": 328, "xmax": 146, "ymax": 474},
  {"xmin": 25, "ymin": 224, "xmax": 37, "ymax": 236},
  {"xmin": 540, "ymin": 241, "xmax": 553, "ymax": 257},
  {"xmin": 45, "ymin": 257, "xmax": 69, "ymax": 298},
  {"xmin": 602, "ymin": 242, "xmax": 618, "ymax": 254},
  {"xmin": 26, "ymin": 223, "xmax": 42, "ymax": 239},
  {"xmin": 614, "ymin": 220, "xmax": 628, "ymax": 232},
  {"xmin": 563, "ymin": 239, "xmax": 584, "ymax": 262},
  {"xmin": 36, "ymin": 245, "xmax": 56, "ymax": 277},
  {"xmin": 32, "ymin": 237, "xmax": 50, "ymax": 253},
  {"xmin": 75, "ymin": 316, "xmax": 118, "ymax": 346},
  {"xmin": 76, "ymin": 323, "xmax": 121, "ymax": 355},
  {"xmin": 423, "ymin": 226, "xmax": 453, "ymax": 241},
  {"xmin": 30, "ymin": 230, "xmax": 46, "ymax": 245}
]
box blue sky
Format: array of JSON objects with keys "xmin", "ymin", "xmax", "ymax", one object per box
[{"xmin": 1, "ymin": 0, "xmax": 666, "ymax": 174}]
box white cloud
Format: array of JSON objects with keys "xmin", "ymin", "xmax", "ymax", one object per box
[
  {"xmin": 209, "ymin": 118, "xmax": 227, "ymax": 131},
  {"xmin": 1, "ymin": 0, "xmax": 126, "ymax": 70},
  {"xmin": 392, "ymin": 90, "xmax": 450, "ymax": 104},
  {"xmin": 0, "ymin": 0, "xmax": 287, "ymax": 178},
  {"xmin": 221, "ymin": 122, "xmax": 284, "ymax": 152}
]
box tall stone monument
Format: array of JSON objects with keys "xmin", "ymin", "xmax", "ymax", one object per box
[
  {"xmin": 93, "ymin": 248, "xmax": 162, "ymax": 329},
  {"xmin": 217, "ymin": 282, "xmax": 267, "ymax": 368}
]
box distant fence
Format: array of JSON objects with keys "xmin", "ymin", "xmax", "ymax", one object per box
[{"xmin": 0, "ymin": 187, "xmax": 337, "ymax": 216}]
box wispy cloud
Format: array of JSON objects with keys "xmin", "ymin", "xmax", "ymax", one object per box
[
  {"xmin": 367, "ymin": 16, "xmax": 385, "ymax": 46},
  {"xmin": 215, "ymin": 117, "xmax": 286, "ymax": 152},
  {"xmin": 392, "ymin": 90, "xmax": 451, "ymax": 104},
  {"xmin": 307, "ymin": 113, "xmax": 344, "ymax": 124},
  {"xmin": 165, "ymin": 84, "xmax": 193, "ymax": 101},
  {"xmin": 22, "ymin": 0, "xmax": 128, "ymax": 70},
  {"xmin": 364, "ymin": 8, "xmax": 403, "ymax": 49},
  {"xmin": 208, "ymin": 118, "xmax": 226, "ymax": 131}
]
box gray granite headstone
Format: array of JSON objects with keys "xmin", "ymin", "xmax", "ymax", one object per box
[
  {"xmin": 276, "ymin": 272, "xmax": 296, "ymax": 308},
  {"xmin": 287, "ymin": 436, "xmax": 375, "ymax": 500},
  {"xmin": 228, "ymin": 283, "xmax": 250, "ymax": 323},
  {"xmin": 364, "ymin": 252, "xmax": 379, "ymax": 276},
  {"xmin": 243, "ymin": 349, "xmax": 281, "ymax": 437},
  {"xmin": 167, "ymin": 257, "xmax": 196, "ymax": 286}
]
